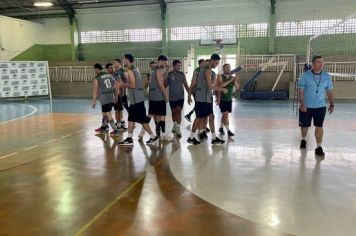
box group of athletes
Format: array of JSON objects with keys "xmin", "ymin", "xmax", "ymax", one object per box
[{"xmin": 92, "ymin": 53, "xmax": 239, "ymax": 147}]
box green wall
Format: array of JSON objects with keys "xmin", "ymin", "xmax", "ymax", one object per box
[
  {"xmin": 12, "ymin": 34, "xmax": 356, "ymax": 62},
  {"xmin": 12, "ymin": 45, "xmax": 45, "ymax": 61},
  {"xmin": 12, "ymin": 44, "xmax": 72, "ymax": 61},
  {"xmin": 79, "ymin": 42, "xmax": 163, "ymax": 60}
]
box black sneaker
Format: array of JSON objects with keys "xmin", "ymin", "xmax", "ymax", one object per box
[
  {"xmin": 315, "ymin": 146, "xmax": 325, "ymax": 157},
  {"xmin": 219, "ymin": 127, "xmax": 225, "ymax": 135},
  {"xmin": 146, "ymin": 136, "xmax": 159, "ymax": 146},
  {"xmin": 187, "ymin": 137, "xmax": 201, "ymax": 145},
  {"xmin": 300, "ymin": 140, "xmax": 307, "ymax": 149},
  {"xmin": 199, "ymin": 132, "xmax": 208, "ymax": 140},
  {"xmin": 100, "ymin": 126, "xmax": 108, "ymax": 134},
  {"xmin": 119, "ymin": 137, "xmax": 134, "ymax": 146},
  {"xmin": 227, "ymin": 130, "xmax": 235, "ymax": 137},
  {"xmin": 185, "ymin": 115, "xmax": 191, "ymax": 123},
  {"xmin": 206, "ymin": 128, "xmax": 210, "ymax": 133},
  {"xmin": 120, "ymin": 122, "xmax": 128, "ymax": 131},
  {"xmin": 212, "ymin": 137, "xmax": 225, "ymax": 146}
]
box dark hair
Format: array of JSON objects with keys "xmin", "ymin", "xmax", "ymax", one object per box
[
  {"xmin": 198, "ymin": 59, "xmax": 204, "ymax": 65},
  {"xmin": 94, "ymin": 63, "xmax": 102, "ymax": 70},
  {"xmin": 173, "ymin": 60, "xmax": 181, "ymax": 66},
  {"xmin": 223, "ymin": 64, "xmax": 230, "ymax": 68},
  {"xmin": 124, "ymin": 54, "xmax": 134, "ymax": 63},
  {"xmin": 312, "ymin": 55, "xmax": 322, "ymax": 63},
  {"xmin": 210, "ymin": 54, "xmax": 221, "ymax": 61},
  {"xmin": 105, "ymin": 63, "xmax": 113, "ymax": 69},
  {"xmin": 149, "ymin": 60, "xmax": 156, "ymax": 65},
  {"xmin": 114, "ymin": 58, "xmax": 121, "ymax": 64},
  {"xmin": 158, "ymin": 55, "xmax": 168, "ymax": 61}
]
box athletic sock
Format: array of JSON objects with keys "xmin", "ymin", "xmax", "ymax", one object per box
[
  {"xmin": 150, "ymin": 134, "xmax": 155, "ymax": 139},
  {"xmin": 302, "ymin": 137, "xmax": 306, "ymax": 141},
  {"xmin": 212, "ymin": 133, "xmax": 216, "ymax": 139},
  {"xmin": 225, "ymin": 124, "xmax": 230, "ymax": 131},
  {"xmin": 128, "ymin": 133, "xmax": 133, "ymax": 138},
  {"xmin": 102, "ymin": 115, "xmax": 108, "ymax": 126},
  {"xmin": 117, "ymin": 122, "xmax": 122, "ymax": 128},
  {"xmin": 109, "ymin": 120, "xmax": 117, "ymax": 131},
  {"xmin": 189, "ymin": 133, "xmax": 195, "ymax": 139},
  {"xmin": 317, "ymin": 143, "xmax": 322, "ymax": 147},
  {"xmin": 173, "ymin": 121, "xmax": 178, "ymax": 128},
  {"xmin": 159, "ymin": 121, "xmax": 166, "ymax": 133}
]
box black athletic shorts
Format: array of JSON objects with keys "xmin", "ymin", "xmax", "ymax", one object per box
[
  {"xmin": 219, "ymin": 100, "xmax": 232, "ymax": 113},
  {"xmin": 128, "ymin": 102, "xmax": 151, "ymax": 124},
  {"xmin": 121, "ymin": 95, "xmax": 129, "ymax": 110},
  {"xmin": 169, "ymin": 99, "xmax": 184, "ymax": 110},
  {"xmin": 149, "ymin": 100, "xmax": 166, "ymax": 116},
  {"xmin": 101, "ymin": 103, "xmax": 114, "ymax": 113},
  {"xmin": 114, "ymin": 96, "xmax": 123, "ymax": 111},
  {"xmin": 195, "ymin": 102, "xmax": 213, "ymax": 118},
  {"xmin": 299, "ymin": 107, "xmax": 327, "ymax": 128}
]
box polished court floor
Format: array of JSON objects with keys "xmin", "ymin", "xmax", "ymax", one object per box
[{"xmin": 0, "ymin": 99, "xmax": 355, "ymax": 236}]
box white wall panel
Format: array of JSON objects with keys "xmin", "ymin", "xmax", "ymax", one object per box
[
  {"xmin": 276, "ymin": 0, "xmax": 356, "ymax": 22},
  {"xmin": 76, "ymin": 5, "xmax": 162, "ymax": 31}
]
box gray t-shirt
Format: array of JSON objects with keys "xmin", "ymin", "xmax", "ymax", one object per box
[
  {"xmin": 96, "ymin": 71, "xmax": 116, "ymax": 105},
  {"xmin": 149, "ymin": 67, "xmax": 164, "ymax": 101},
  {"xmin": 166, "ymin": 71, "xmax": 186, "ymax": 101},
  {"xmin": 195, "ymin": 66, "xmax": 215, "ymax": 103},
  {"xmin": 114, "ymin": 68, "xmax": 126, "ymax": 97},
  {"xmin": 129, "ymin": 65, "xmax": 145, "ymax": 105}
]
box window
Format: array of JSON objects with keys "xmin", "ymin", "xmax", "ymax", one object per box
[
  {"xmin": 80, "ymin": 28, "xmax": 162, "ymax": 43},
  {"xmin": 276, "ymin": 19, "xmax": 356, "ymax": 36},
  {"xmin": 170, "ymin": 23, "xmax": 268, "ymax": 41}
]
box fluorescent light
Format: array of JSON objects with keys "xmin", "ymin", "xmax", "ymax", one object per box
[{"xmin": 34, "ymin": 2, "xmax": 54, "ymax": 7}]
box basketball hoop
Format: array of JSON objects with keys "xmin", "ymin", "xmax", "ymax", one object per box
[{"xmin": 212, "ymin": 39, "xmax": 224, "ymax": 51}]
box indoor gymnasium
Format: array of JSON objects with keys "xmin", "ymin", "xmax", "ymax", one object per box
[{"xmin": 1, "ymin": 0, "xmax": 356, "ymax": 235}]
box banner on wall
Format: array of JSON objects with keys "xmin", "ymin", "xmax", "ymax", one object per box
[{"xmin": 0, "ymin": 61, "xmax": 51, "ymax": 99}]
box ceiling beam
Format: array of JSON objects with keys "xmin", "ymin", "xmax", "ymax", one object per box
[{"xmin": 56, "ymin": 0, "xmax": 76, "ymax": 24}]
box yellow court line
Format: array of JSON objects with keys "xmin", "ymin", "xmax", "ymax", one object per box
[
  {"xmin": 74, "ymin": 145, "xmax": 166, "ymax": 236},
  {"xmin": 74, "ymin": 174, "xmax": 147, "ymax": 236}
]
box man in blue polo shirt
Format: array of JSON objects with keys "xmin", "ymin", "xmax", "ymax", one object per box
[{"xmin": 298, "ymin": 55, "xmax": 334, "ymax": 157}]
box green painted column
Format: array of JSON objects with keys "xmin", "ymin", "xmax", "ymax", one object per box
[
  {"xmin": 70, "ymin": 18, "xmax": 80, "ymax": 61},
  {"xmin": 162, "ymin": 13, "xmax": 169, "ymax": 55},
  {"xmin": 269, "ymin": 0, "xmax": 276, "ymax": 54}
]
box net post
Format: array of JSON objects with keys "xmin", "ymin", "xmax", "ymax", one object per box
[{"xmin": 45, "ymin": 61, "xmax": 53, "ymax": 100}]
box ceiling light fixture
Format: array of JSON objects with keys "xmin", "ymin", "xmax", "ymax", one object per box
[{"xmin": 34, "ymin": 2, "xmax": 54, "ymax": 7}]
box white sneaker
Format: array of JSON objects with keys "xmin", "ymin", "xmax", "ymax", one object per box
[
  {"xmin": 164, "ymin": 133, "xmax": 174, "ymax": 142},
  {"xmin": 172, "ymin": 126, "xmax": 177, "ymax": 134},
  {"xmin": 176, "ymin": 127, "xmax": 182, "ymax": 137},
  {"xmin": 160, "ymin": 133, "xmax": 174, "ymax": 141},
  {"xmin": 138, "ymin": 129, "xmax": 145, "ymax": 139}
]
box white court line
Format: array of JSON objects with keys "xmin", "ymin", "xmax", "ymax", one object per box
[
  {"xmin": 24, "ymin": 145, "xmax": 39, "ymax": 151},
  {"xmin": 42, "ymin": 139, "xmax": 57, "ymax": 144},
  {"xmin": 61, "ymin": 134, "xmax": 73, "ymax": 138},
  {"xmin": 75, "ymin": 130, "xmax": 85, "ymax": 134},
  {"xmin": 0, "ymin": 104, "xmax": 38, "ymax": 124},
  {"xmin": 0, "ymin": 152, "xmax": 18, "ymax": 160}
]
